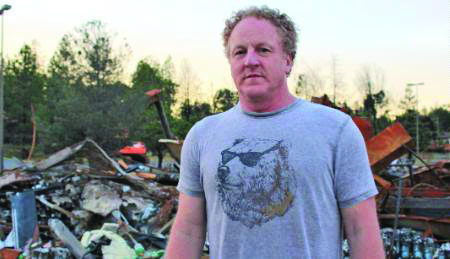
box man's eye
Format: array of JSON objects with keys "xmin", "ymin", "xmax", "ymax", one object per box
[
  {"xmin": 259, "ymin": 48, "xmax": 270, "ymax": 53},
  {"xmin": 234, "ymin": 50, "xmax": 245, "ymax": 56}
]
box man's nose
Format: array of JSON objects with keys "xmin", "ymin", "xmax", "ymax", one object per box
[{"xmin": 244, "ymin": 51, "xmax": 260, "ymax": 67}]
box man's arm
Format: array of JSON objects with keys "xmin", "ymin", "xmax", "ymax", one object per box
[
  {"xmin": 341, "ymin": 197, "xmax": 385, "ymax": 259},
  {"xmin": 165, "ymin": 192, "xmax": 207, "ymax": 259}
]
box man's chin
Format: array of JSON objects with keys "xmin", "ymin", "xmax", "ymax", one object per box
[{"xmin": 240, "ymin": 88, "xmax": 270, "ymax": 101}]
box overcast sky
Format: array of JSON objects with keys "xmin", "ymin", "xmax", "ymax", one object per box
[{"xmin": 6, "ymin": 0, "xmax": 449, "ymax": 111}]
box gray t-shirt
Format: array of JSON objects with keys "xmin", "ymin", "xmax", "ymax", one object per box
[{"xmin": 177, "ymin": 99, "xmax": 378, "ymax": 259}]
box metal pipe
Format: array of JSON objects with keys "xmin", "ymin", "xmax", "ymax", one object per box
[{"xmin": 389, "ymin": 176, "xmax": 403, "ymax": 257}]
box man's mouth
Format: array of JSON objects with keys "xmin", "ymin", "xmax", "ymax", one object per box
[{"xmin": 244, "ymin": 74, "xmax": 263, "ymax": 80}]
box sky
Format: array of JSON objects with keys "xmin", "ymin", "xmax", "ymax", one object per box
[{"xmin": 5, "ymin": 0, "xmax": 450, "ymax": 112}]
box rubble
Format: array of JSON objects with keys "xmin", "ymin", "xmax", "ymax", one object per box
[
  {"xmin": 48, "ymin": 219, "xmax": 91, "ymax": 259},
  {"xmin": 313, "ymin": 94, "xmax": 450, "ymax": 257},
  {"xmin": 10, "ymin": 191, "xmax": 38, "ymax": 249},
  {"xmin": 0, "ymin": 138, "xmax": 178, "ymax": 258},
  {"xmin": 3, "ymin": 157, "xmax": 28, "ymax": 171},
  {"xmin": 31, "ymin": 247, "xmax": 71, "ymax": 259},
  {"xmin": 344, "ymin": 227, "xmax": 450, "ymax": 258},
  {"xmin": 80, "ymin": 228, "xmax": 134, "ymax": 258},
  {"xmin": 0, "ymin": 171, "xmax": 38, "ymax": 189},
  {"xmin": 81, "ymin": 181, "xmax": 122, "ymax": 217},
  {"xmin": 365, "ymin": 123, "xmax": 450, "ymax": 255}
]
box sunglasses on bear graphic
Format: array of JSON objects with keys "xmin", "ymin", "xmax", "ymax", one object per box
[{"xmin": 220, "ymin": 142, "xmax": 282, "ymax": 167}]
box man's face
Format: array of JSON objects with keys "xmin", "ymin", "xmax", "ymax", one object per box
[{"xmin": 228, "ymin": 17, "xmax": 293, "ymax": 102}]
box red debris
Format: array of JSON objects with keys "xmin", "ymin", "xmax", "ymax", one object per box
[{"xmin": 366, "ymin": 123, "xmax": 414, "ymax": 174}]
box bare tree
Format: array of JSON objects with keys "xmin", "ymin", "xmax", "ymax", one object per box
[
  {"xmin": 355, "ymin": 64, "xmax": 385, "ymax": 97},
  {"xmin": 161, "ymin": 55, "xmax": 176, "ymax": 81},
  {"xmin": 295, "ymin": 67, "xmax": 324, "ymax": 100},
  {"xmin": 330, "ymin": 55, "xmax": 345, "ymax": 103},
  {"xmin": 355, "ymin": 64, "xmax": 389, "ymax": 132},
  {"xmin": 175, "ymin": 59, "xmax": 202, "ymax": 120},
  {"xmin": 177, "ymin": 59, "xmax": 200, "ymax": 103}
]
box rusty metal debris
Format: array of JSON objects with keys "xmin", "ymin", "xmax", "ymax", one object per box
[
  {"xmin": 360, "ymin": 121, "xmax": 450, "ymax": 256},
  {"xmin": 311, "ymin": 95, "xmax": 450, "ymax": 257},
  {"xmin": 366, "ymin": 122, "xmax": 415, "ymax": 174}
]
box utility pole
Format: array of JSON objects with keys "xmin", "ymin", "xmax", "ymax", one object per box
[
  {"xmin": 0, "ymin": 4, "xmax": 11, "ymax": 174},
  {"xmin": 407, "ymin": 82, "xmax": 424, "ymax": 154}
]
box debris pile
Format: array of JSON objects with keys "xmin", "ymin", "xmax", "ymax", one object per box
[
  {"xmin": 313, "ymin": 94, "xmax": 450, "ymax": 257},
  {"xmin": 344, "ymin": 228, "xmax": 450, "ymax": 259},
  {"xmin": 0, "ymin": 138, "xmax": 181, "ymax": 258},
  {"xmin": 362, "ymin": 120, "xmax": 450, "ymax": 257}
]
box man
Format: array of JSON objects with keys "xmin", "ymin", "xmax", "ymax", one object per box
[{"xmin": 166, "ymin": 6, "xmax": 384, "ymax": 259}]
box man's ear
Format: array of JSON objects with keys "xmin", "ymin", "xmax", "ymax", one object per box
[{"xmin": 285, "ymin": 55, "xmax": 293, "ymax": 76}]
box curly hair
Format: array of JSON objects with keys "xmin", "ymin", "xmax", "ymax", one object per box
[{"xmin": 223, "ymin": 6, "xmax": 298, "ymax": 61}]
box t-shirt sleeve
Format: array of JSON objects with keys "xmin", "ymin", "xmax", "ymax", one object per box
[
  {"xmin": 334, "ymin": 117, "xmax": 378, "ymax": 208},
  {"xmin": 176, "ymin": 122, "xmax": 205, "ymax": 197}
]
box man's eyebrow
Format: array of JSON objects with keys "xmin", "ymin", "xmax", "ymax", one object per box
[
  {"xmin": 230, "ymin": 44, "xmax": 245, "ymax": 51},
  {"xmin": 255, "ymin": 42, "xmax": 272, "ymax": 48}
]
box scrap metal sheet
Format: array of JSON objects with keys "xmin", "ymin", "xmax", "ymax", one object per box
[{"xmin": 367, "ymin": 122, "xmax": 414, "ymax": 174}]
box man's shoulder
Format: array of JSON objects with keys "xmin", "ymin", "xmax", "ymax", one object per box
[
  {"xmin": 191, "ymin": 105, "xmax": 239, "ymax": 133},
  {"xmin": 299, "ymin": 100, "xmax": 351, "ymax": 125}
]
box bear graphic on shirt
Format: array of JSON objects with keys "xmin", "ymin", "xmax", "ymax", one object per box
[{"xmin": 216, "ymin": 138, "xmax": 297, "ymax": 228}]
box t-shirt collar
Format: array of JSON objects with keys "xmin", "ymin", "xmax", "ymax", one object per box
[{"xmin": 238, "ymin": 98, "xmax": 301, "ymax": 117}]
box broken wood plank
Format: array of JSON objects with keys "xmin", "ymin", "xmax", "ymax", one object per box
[
  {"xmin": 36, "ymin": 196, "xmax": 77, "ymax": 220},
  {"xmin": 35, "ymin": 140, "xmax": 87, "ymax": 171},
  {"xmin": 155, "ymin": 217, "xmax": 175, "ymax": 235},
  {"xmin": 385, "ymin": 197, "xmax": 450, "ymax": 209},
  {"xmin": 48, "ymin": 219, "xmax": 92, "ymax": 259},
  {"xmin": 84, "ymin": 138, "xmax": 126, "ymax": 176},
  {"xmin": 27, "ymin": 103, "xmax": 37, "ymax": 160}
]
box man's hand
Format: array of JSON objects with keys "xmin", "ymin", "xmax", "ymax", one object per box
[
  {"xmin": 165, "ymin": 193, "xmax": 207, "ymax": 259},
  {"xmin": 341, "ymin": 197, "xmax": 385, "ymax": 259}
]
